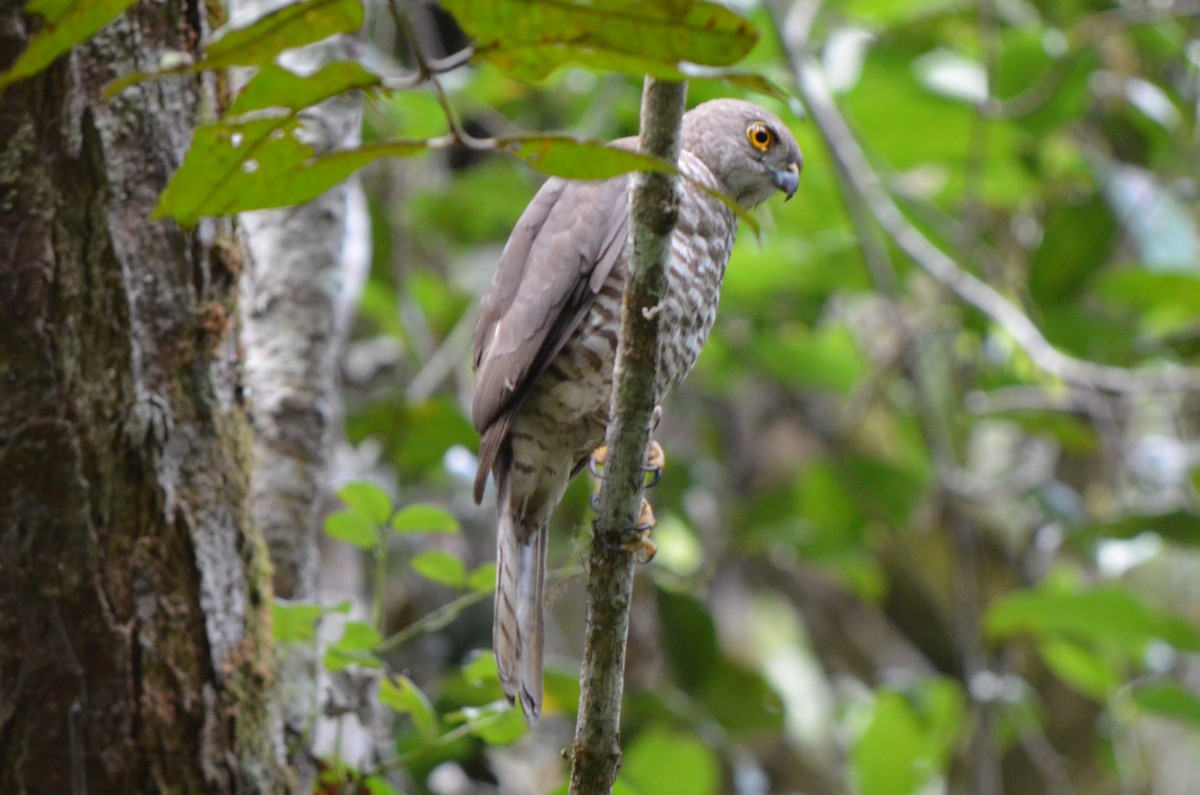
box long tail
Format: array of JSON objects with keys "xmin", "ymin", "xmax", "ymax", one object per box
[{"xmin": 493, "ymin": 485, "xmax": 547, "ymax": 722}]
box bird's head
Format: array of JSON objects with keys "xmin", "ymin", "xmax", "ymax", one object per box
[{"xmin": 681, "ymin": 98, "xmax": 803, "ymax": 210}]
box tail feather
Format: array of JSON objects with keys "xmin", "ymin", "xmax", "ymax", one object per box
[{"xmin": 493, "ymin": 491, "xmax": 547, "ymax": 722}]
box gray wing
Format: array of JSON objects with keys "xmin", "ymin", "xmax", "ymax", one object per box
[{"xmin": 471, "ymin": 173, "xmax": 630, "ymax": 502}]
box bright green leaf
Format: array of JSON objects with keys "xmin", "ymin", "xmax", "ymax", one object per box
[
  {"xmin": 985, "ymin": 585, "xmax": 1200, "ymax": 654},
  {"xmin": 499, "ymin": 136, "xmax": 675, "ymax": 181},
  {"xmin": 153, "ymin": 117, "xmax": 428, "ymax": 226},
  {"xmin": 462, "ymin": 651, "xmax": 500, "ymax": 686},
  {"xmin": 380, "ymin": 675, "xmax": 438, "ymax": 740},
  {"xmin": 391, "ymin": 503, "xmax": 460, "ymax": 534},
  {"xmin": 1038, "ymin": 637, "xmax": 1120, "ymax": 700},
  {"xmin": 442, "ymin": 0, "xmax": 758, "ymax": 82},
  {"xmin": 851, "ymin": 692, "xmax": 935, "ymax": 795},
  {"xmin": 622, "ymin": 729, "xmax": 719, "ymax": 795},
  {"xmin": 337, "ymin": 481, "xmax": 393, "ymax": 525},
  {"xmin": 229, "ymin": 60, "xmax": 380, "ymax": 115},
  {"xmin": 471, "ymin": 703, "xmax": 528, "ymax": 745},
  {"xmin": 271, "ymin": 600, "xmax": 324, "ymax": 643},
  {"xmin": 324, "ymin": 509, "xmax": 377, "ymax": 549},
  {"xmin": 0, "ymin": 0, "xmax": 138, "ymax": 91},
  {"xmin": 363, "ymin": 775, "xmax": 405, "ymax": 795},
  {"xmin": 336, "ymin": 620, "xmax": 382, "ymax": 651},
  {"xmin": 206, "ymin": 0, "xmax": 364, "ymax": 69},
  {"xmin": 469, "ymin": 562, "xmax": 498, "ymax": 594},
  {"xmin": 411, "ymin": 550, "xmax": 467, "ymax": 588},
  {"xmin": 325, "ymin": 619, "xmax": 383, "ymax": 670},
  {"xmin": 1133, "ymin": 681, "xmax": 1200, "ymax": 726},
  {"xmin": 104, "ymin": 0, "xmax": 366, "ymax": 97}
]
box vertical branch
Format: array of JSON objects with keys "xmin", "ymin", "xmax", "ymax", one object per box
[{"xmin": 569, "ymin": 77, "xmax": 687, "ymax": 795}]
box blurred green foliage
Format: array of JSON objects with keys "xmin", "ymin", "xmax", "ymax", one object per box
[{"xmin": 17, "ymin": 0, "xmax": 1199, "ymax": 791}]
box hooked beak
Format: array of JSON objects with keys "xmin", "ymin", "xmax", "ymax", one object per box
[{"xmin": 771, "ymin": 161, "xmax": 801, "ymax": 201}]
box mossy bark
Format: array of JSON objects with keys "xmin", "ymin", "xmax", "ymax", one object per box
[{"xmin": 0, "ymin": 3, "xmax": 288, "ymax": 792}]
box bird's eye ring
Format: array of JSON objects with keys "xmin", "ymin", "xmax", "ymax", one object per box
[{"xmin": 746, "ymin": 122, "xmax": 774, "ymax": 152}]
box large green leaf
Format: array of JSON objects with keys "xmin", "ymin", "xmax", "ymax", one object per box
[
  {"xmin": 105, "ymin": 0, "xmax": 364, "ymax": 96},
  {"xmin": 622, "ymin": 729, "xmax": 719, "ymax": 795},
  {"xmin": 985, "ymin": 585, "xmax": 1200, "ymax": 654},
  {"xmin": 206, "ymin": 0, "xmax": 363, "ymax": 68},
  {"xmin": 0, "ymin": 0, "xmax": 138, "ymax": 90},
  {"xmin": 380, "ymin": 675, "xmax": 438, "ymax": 740},
  {"xmin": 499, "ymin": 135, "xmax": 675, "ymax": 181},
  {"xmin": 337, "ymin": 481, "xmax": 393, "ymax": 525},
  {"xmin": 442, "ymin": 0, "xmax": 758, "ymax": 82},
  {"xmin": 154, "ymin": 117, "xmax": 427, "ymax": 226},
  {"xmin": 229, "ymin": 60, "xmax": 380, "ymax": 115},
  {"xmin": 851, "ymin": 682, "xmax": 963, "ymax": 795}
]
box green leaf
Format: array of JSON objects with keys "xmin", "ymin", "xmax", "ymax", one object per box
[
  {"xmin": 271, "ymin": 600, "xmax": 325, "ymax": 643},
  {"xmin": 985, "ymin": 585, "xmax": 1200, "ymax": 654},
  {"xmin": 324, "ymin": 510, "xmax": 377, "ymax": 549},
  {"xmin": 622, "ymin": 729, "xmax": 719, "ymax": 795},
  {"xmin": 468, "ymin": 562, "xmax": 498, "ymax": 594},
  {"xmin": 205, "ymin": 0, "xmax": 363, "ymax": 70},
  {"xmin": 363, "ymin": 775, "xmax": 405, "ymax": 795},
  {"xmin": 1038, "ymin": 637, "xmax": 1120, "ymax": 700},
  {"xmin": 229, "ymin": 60, "xmax": 380, "ymax": 115},
  {"xmin": 153, "ymin": 117, "xmax": 428, "ymax": 226},
  {"xmin": 851, "ymin": 692, "xmax": 936, "ymax": 795},
  {"xmin": 499, "ymin": 136, "xmax": 676, "ymax": 181},
  {"xmin": 461, "ymin": 651, "xmax": 501, "ymax": 686},
  {"xmin": 325, "ymin": 619, "xmax": 383, "ymax": 670},
  {"xmin": 410, "ymin": 550, "xmax": 467, "ymax": 588},
  {"xmin": 1133, "ymin": 681, "xmax": 1200, "ymax": 726},
  {"xmin": 337, "ymin": 482, "xmax": 393, "ymax": 525},
  {"xmin": 1073, "ymin": 509, "xmax": 1200, "ymax": 548},
  {"xmin": 469, "ymin": 703, "xmax": 527, "ymax": 745},
  {"xmin": 380, "ymin": 675, "xmax": 438, "ymax": 740},
  {"xmin": 442, "ymin": 0, "xmax": 758, "ymax": 82},
  {"xmin": 104, "ymin": 0, "xmax": 366, "ymax": 97},
  {"xmin": 0, "ymin": 0, "xmax": 139, "ymax": 91},
  {"xmin": 391, "ymin": 504, "xmax": 460, "ymax": 534}
]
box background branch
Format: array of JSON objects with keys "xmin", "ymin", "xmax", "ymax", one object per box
[{"xmin": 568, "ymin": 76, "xmax": 687, "ymax": 795}]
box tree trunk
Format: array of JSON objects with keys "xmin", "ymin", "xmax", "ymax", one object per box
[{"xmin": 0, "ymin": 2, "xmax": 288, "ymax": 792}]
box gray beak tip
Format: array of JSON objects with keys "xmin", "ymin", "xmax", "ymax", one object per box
[{"xmin": 772, "ymin": 163, "xmax": 801, "ymax": 201}]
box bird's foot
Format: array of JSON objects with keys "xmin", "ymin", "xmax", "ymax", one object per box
[
  {"xmin": 622, "ymin": 497, "xmax": 658, "ymax": 563},
  {"xmin": 588, "ymin": 439, "xmax": 666, "ymax": 488},
  {"xmin": 585, "ymin": 495, "xmax": 659, "ymax": 563}
]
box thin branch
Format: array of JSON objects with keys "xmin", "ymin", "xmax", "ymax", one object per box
[
  {"xmin": 772, "ymin": 2, "xmax": 1200, "ymax": 395},
  {"xmin": 569, "ymin": 77, "xmax": 687, "ymax": 795}
]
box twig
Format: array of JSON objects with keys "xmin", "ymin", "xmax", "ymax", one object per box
[
  {"xmin": 772, "ymin": 2, "xmax": 1200, "ymax": 395},
  {"xmin": 568, "ymin": 77, "xmax": 687, "ymax": 795}
]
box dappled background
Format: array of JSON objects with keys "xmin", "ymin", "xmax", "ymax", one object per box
[{"xmin": 319, "ymin": 1, "xmax": 1200, "ymax": 793}]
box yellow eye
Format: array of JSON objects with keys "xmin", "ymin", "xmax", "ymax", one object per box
[{"xmin": 746, "ymin": 121, "xmax": 774, "ymax": 152}]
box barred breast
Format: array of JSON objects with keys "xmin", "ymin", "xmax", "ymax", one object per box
[{"xmin": 504, "ymin": 153, "xmax": 736, "ymax": 527}]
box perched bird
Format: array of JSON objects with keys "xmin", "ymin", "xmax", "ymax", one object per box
[{"xmin": 471, "ymin": 98, "xmax": 802, "ymax": 720}]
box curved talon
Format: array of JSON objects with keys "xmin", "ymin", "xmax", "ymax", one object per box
[
  {"xmin": 593, "ymin": 498, "xmax": 659, "ymax": 563},
  {"xmin": 624, "ymin": 498, "xmax": 658, "ymax": 563},
  {"xmin": 588, "ymin": 445, "xmax": 609, "ymax": 479},
  {"xmin": 641, "ymin": 440, "xmax": 665, "ymax": 488}
]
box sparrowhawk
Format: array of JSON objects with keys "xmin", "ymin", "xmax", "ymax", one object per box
[{"xmin": 471, "ymin": 98, "xmax": 802, "ymax": 720}]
